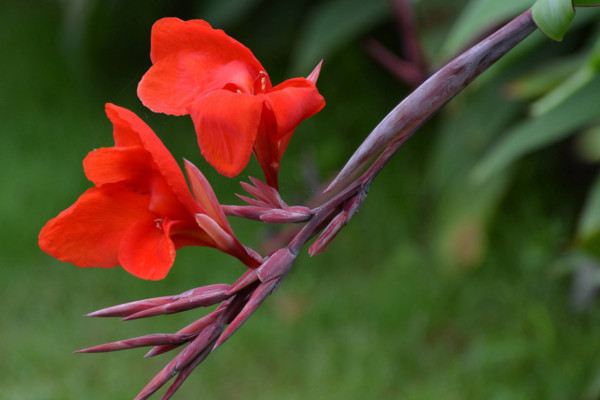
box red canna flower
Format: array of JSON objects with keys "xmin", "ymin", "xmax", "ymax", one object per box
[
  {"xmin": 137, "ymin": 18, "xmax": 325, "ymax": 188},
  {"xmin": 39, "ymin": 103, "xmax": 260, "ymax": 280}
]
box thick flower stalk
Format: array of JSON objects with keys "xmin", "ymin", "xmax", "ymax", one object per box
[
  {"xmin": 39, "ymin": 103, "xmax": 260, "ymax": 280},
  {"xmin": 137, "ymin": 18, "xmax": 326, "ymax": 188}
]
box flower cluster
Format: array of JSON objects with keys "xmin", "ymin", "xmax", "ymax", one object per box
[
  {"xmin": 40, "ymin": 18, "xmax": 324, "ymax": 280},
  {"xmin": 39, "ymin": 17, "xmax": 329, "ymax": 400}
]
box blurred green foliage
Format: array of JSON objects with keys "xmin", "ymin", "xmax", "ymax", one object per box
[{"xmin": 2, "ymin": 0, "xmax": 600, "ymax": 399}]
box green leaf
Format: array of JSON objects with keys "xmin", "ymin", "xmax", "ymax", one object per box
[
  {"xmin": 531, "ymin": 28, "xmax": 600, "ymax": 114},
  {"xmin": 434, "ymin": 172, "xmax": 511, "ymax": 270},
  {"xmin": 578, "ymin": 172, "xmax": 600, "ymax": 242},
  {"xmin": 574, "ymin": 0, "xmax": 600, "ymax": 6},
  {"xmin": 472, "ymin": 74, "xmax": 600, "ymax": 182},
  {"xmin": 575, "ymin": 123, "xmax": 600, "ymax": 162},
  {"xmin": 531, "ymin": 66, "xmax": 596, "ymax": 115},
  {"xmin": 427, "ymin": 83, "xmax": 520, "ymax": 270},
  {"xmin": 505, "ymin": 56, "xmax": 583, "ymax": 100},
  {"xmin": 532, "ymin": 0, "xmax": 575, "ymax": 41},
  {"xmin": 427, "ymin": 82, "xmax": 522, "ymax": 192},
  {"xmin": 290, "ymin": 0, "xmax": 389, "ymax": 74},
  {"xmin": 587, "ymin": 27, "xmax": 600, "ymax": 69},
  {"xmin": 441, "ymin": 0, "xmax": 532, "ymax": 60}
]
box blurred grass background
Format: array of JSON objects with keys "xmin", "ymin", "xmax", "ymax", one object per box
[{"xmin": 2, "ymin": 0, "xmax": 600, "ymax": 399}]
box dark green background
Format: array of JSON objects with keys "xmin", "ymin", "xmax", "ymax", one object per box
[{"xmin": 2, "ymin": 1, "xmax": 600, "ymax": 399}]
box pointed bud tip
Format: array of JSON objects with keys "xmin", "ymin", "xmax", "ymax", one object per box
[
  {"xmin": 74, "ymin": 347, "xmax": 102, "ymax": 354},
  {"xmin": 323, "ymin": 174, "xmax": 344, "ymax": 194},
  {"xmin": 84, "ymin": 310, "xmax": 111, "ymax": 318},
  {"xmin": 307, "ymin": 60, "xmax": 323, "ymax": 84},
  {"xmin": 144, "ymin": 349, "xmax": 157, "ymax": 358},
  {"xmin": 226, "ymin": 269, "xmax": 259, "ymax": 295}
]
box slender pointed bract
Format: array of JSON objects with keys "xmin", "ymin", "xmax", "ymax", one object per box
[
  {"xmin": 39, "ymin": 103, "xmax": 257, "ymax": 280},
  {"xmin": 123, "ymin": 286, "xmax": 229, "ymax": 321},
  {"xmin": 215, "ymin": 279, "xmax": 280, "ymax": 349},
  {"xmin": 86, "ymin": 284, "xmax": 229, "ymax": 318},
  {"xmin": 308, "ymin": 212, "xmax": 347, "ymax": 256},
  {"xmin": 132, "ymin": 299, "xmax": 241, "ymax": 400},
  {"xmin": 162, "ymin": 348, "xmax": 212, "ymax": 400},
  {"xmin": 145, "ymin": 310, "xmax": 224, "ymax": 358},
  {"xmin": 226, "ymin": 269, "xmax": 260, "ymax": 295},
  {"xmin": 75, "ymin": 333, "xmax": 195, "ymax": 353},
  {"xmin": 241, "ymin": 178, "xmax": 286, "ymax": 208},
  {"xmin": 133, "ymin": 325, "xmax": 224, "ymax": 400},
  {"xmin": 306, "ymin": 60, "xmax": 323, "ymax": 84},
  {"xmin": 309, "ymin": 189, "xmax": 367, "ymax": 256},
  {"xmin": 84, "ymin": 296, "xmax": 173, "ymax": 318},
  {"xmin": 137, "ymin": 18, "xmax": 325, "ymax": 188}
]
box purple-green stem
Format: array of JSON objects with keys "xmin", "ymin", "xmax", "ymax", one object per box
[{"xmin": 83, "ymin": 9, "xmax": 539, "ymax": 400}]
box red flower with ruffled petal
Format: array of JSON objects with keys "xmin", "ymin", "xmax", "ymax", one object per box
[
  {"xmin": 39, "ymin": 103, "xmax": 259, "ymax": 280},
  {"xmin": 137, "ymin": 18, "xmax": 325, "ymax": 188}
]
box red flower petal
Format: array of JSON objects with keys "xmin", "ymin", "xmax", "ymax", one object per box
[
  {"xmin": 273, "ymin": 130, "xmax": 294, "ymax": 166},
  {"xmin": 138, "ymin": 55, "xmax": 258, "ymax": 115},
  {"xmin": 262, "ymin": 78, "xmax": 325, "ymax": 141},
  {"xmin": 119, "ymin": 219, "xmax": 175, "ymax": 280},
  {"xmin": 105, "ymin": 103, "xmax": 201, "ymax": 214},
  {"xmin": 138, "ymin": 52, "xmax": 213, "ymax": 116},
  {"xmin": 138, "ymin": 18, "xmax": 266, "ymax": 116},
  {"xmin": 38, "ymin": 184, "xmax": 155, "ymax": 269},
  {"xmin": 167, "ymin": 219, "xmax": 214, "ymax": 249},
  {"xmin": 83, "ymin": 146, "xmax": 152, "ymax": 189},
  {"xmin": 149, "ymin": 18, "xmax": 262, "ymax": 71},
  {"xmin": 253, "ymin": 127, "xmax": 295, "ymax": 190},
  {"xmin": 105, "ymin": 104, "xmax": 145, "ymax": 147},
  {"xmin": 251, "ymin": 110, "xmax": 280, "ymax": 188},
  {"xmin": 147, "ymin": 175, "xmax": 190, "ymax": 220},
  {"xmin": 188, "ymin": 90, "xmax": 263, "ymax": 177}
]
